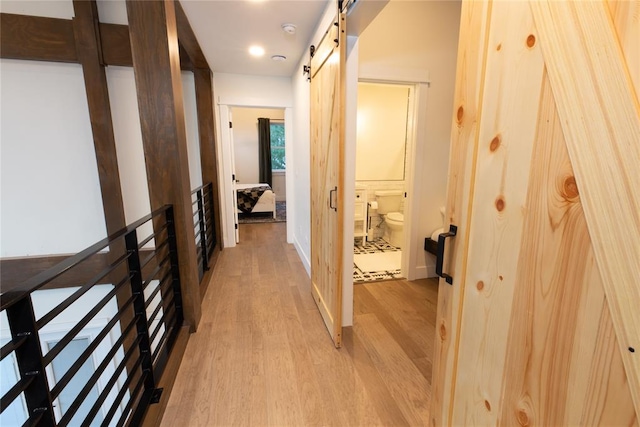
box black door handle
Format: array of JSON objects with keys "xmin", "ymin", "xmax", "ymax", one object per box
[
  {"xmin": 436, "ymin": 224, "xmax": 457, "ymax": 284},
  {"xmin": 329, "ymin": 187, "xmax": 338, "ymax": 212}
]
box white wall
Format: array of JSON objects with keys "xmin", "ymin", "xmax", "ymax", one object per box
[
  {"xmin": 182, "ymin": 71, "xmax": 203, "ymax": 191},
  {"xmin": 358, "ymin": 0, "xmax": 461, "ymax": 278},
  {"xmin": 0, "ymin": 60, "xmax": 107, "ymax": 257},
  {"xmin": 230, "ymin": 107, "xmax": 284, "ymax": 185},
  {"xmin": 106, "ymin": 66, "xmax": 151, "ymax": 228},
  {"xmin": 214, "ymin": 73, "xmax": 293, "ymax": 107},
  {"xmin": 0, "ymin": 0, "xmax": 73, "ymax": 19}
]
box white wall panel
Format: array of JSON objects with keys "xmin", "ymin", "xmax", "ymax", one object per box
[
  {"xmin": 182, "ymin": 71, "xmax": 203, "ymax": 191},
  {"xmin": 0, "ymin": 0, "xmax": 73, "ymax": 19},
  {"xmin": 0, "ymin": 60, "xmax": 107, "ymax": 257},
  {"xmin": 105, "ymin": 66, "xmax": 151, "ymax": 229}
]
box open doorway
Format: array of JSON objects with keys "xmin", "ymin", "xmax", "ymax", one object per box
[
  {"xmin": 216, "ymin": 103, "xmax": 293, "ymax": 248},
  {"xmin": 352, "ymin": 81, "xmax": 415, "ymax": 283},
  {"xmin": 229, "ymin": 107, "xmax": 287, "ymax": 243}
]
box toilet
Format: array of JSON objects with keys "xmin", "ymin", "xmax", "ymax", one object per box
[
  {"xmin": 374, "ymin": 190, "xmax": 404, "ymax": 248},
  {"xmin": 430, "ymin": 206, "xmax": 447, "ymax": 241}
]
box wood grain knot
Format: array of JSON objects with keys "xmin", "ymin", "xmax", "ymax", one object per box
[
  {"xmin": 456, "ymin": 106, "xmax": 464, "ymax": 123},
  {"xmin": 495, "ymin": 196, "xmax": 505, "ymax": 212},
  {"xmin": 439, "ymin": 322, "xmax": 447, "ymax": 341},
  {"xmin": 484, "ymin": 400, "xmax": 491, "ymax": 411},
  {"xmin": 517, "ymin": 409, "xmax": 530, "ymax": 426},
  {"xmin": 489, "ymin": 135, "xmax": 501, "ymax": 152},
  {"xmin": 496, "ymin": 43, "xmax": 502, "ymax": 51},
  {"xmin": 562, "ymin": 176, "xmax": 579, "ymax": 200},
  {"xmin": 499, "ymin": 275, "xmax": 504, "ymax": 281},
  {"xmin": 526, "ymin": 34, "xmax": 536, "ymax": 48},
  {"xmin": 630, "ymin": 347, "xmax": 636, "ymax": 353},
  {"xmin": 477, "ymin": 281, "xmax": 485, "ymax": 291}
]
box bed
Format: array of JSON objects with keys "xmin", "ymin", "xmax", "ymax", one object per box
[{"xmin": 236, "ymin": 183, "xmax": 276, "ymax": 219}]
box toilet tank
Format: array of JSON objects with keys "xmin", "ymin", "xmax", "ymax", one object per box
[{"xmin": 374, "ymin": 190, "xmax": 402, "ymax": 214}]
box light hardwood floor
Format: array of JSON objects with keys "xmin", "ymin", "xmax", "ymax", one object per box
[{"xmin": 160, "ymin": 222, "xmax": 438, "ymax": 426}]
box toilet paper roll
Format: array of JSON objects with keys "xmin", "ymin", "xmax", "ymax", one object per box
[
  {"xmin": 431, "ymin": 228, "xmax": 444, "ymax": 241},
  {"xmin": 368, "ymin": 201, "xmax": 378, "ymax": 210}
]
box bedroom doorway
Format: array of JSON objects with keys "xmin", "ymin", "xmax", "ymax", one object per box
[{"xmin": 229, "ymin": 106, "xmax": 287, "ymax": 243}]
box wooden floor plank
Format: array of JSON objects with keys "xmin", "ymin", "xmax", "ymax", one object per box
[{"xmin": 160, "ymin": 222, "xmax": 438, "ymax": 426}]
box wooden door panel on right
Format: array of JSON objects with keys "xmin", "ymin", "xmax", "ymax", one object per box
[{"xmin": 431, "ymin": 1, "xmax": 640, "ymax": 425}]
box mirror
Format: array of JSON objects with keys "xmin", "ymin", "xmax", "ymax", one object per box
[{"xmin": 356, "ymin": 82, "xmax": 410, "ymax": 181}]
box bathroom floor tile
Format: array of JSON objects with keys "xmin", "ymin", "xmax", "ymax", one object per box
[{"xmin": 353, "ymin": 238, "xmax": 400, "ymax": 255}]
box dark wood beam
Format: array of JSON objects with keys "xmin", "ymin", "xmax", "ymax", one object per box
[
  {"xmin": 126, "ymin": 0, "xmax": 201, "ymax": 331},
  {"xmin": 1, "ymin": 255, "xmax": 109, "ymax": 292},
  {"xmin": 0, "ymin": 13, "xmax": 78, "ymax": 62},
  {"xmin": 1, "ymin": 13, "xmax": 199, "ymax": 72},
  {"xmin": 100, "ymin": 23, "xmax": 133, "ymax": 67},
  {"xmin": 179, "ymin": 44, "xmax": 194, "ymax": 71},
  {"xmin": 175, "ymin": 2, "xmax": 209, "ymax": 69},
  {"xmin": 0, "ymin": 251, "xmax": 160, "ymax": 294},
  {"xmin": 194, "ymin": 68, "xmax": 223, "ymax": 283},
  {"xmin": 72, "ymin": 0, "xmax": 126, "ymax": 236}
]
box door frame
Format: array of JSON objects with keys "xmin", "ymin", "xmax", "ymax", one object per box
[
  {"xmin": 341, "ymin": 75, "xmax": 429, "ymax": 326},
  {"xmin": 215, "ymin": 102, "xmax": 294, "ymax": 248}
]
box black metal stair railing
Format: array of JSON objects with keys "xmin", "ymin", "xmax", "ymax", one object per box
[
  {"xmin": 0, "ymin": 205, "xmax": 183, "ymax": 426},
  {"xmin": 191, "ymin": 182, "xmax": 216, "ymax": 282}
]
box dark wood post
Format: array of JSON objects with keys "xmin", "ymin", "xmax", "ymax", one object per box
[
  {"xmin": 125, "ymin": 0, "xmax": 201, "ymax": 331},
  {"xmin": 194, "ymin": 68, "xmax": 223, "ymax": 257}
]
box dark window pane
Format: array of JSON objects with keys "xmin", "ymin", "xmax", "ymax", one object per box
[
  {"xmin": 270, "ymin": 123, "xmax": 285, "ymax": 169},
  {"xmin": 270, "ymin": 123, "xmax": 285, "ymax": 147},
  {"xmin": 271, "ymin": 147, "xmax": 285, "ymax": 170}
]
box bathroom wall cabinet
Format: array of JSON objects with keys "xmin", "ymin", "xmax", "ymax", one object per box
[
  {"xmin": 431, "ymin": 1, "xmax": 639, "ymax": 426},
  {"xmin": 354, "ymin": 188, "xmax": 367, "ymax": 246}
]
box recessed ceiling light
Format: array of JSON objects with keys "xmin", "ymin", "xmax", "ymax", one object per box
[
  {"xmin": 249, "ymin": 45, "xmax": 265, "ymax": 57},
  {"xmin": 281, "ymin": 23, "xmax": 297, "ymax": 34},
  {"xmin": 271, "ymin": 55, "xmax": 287, "ymax": 61}
]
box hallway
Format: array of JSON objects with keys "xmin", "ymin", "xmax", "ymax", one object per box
[{"xmin": 161, "ymin": 222, "xmax": 438, "ymax": 426}]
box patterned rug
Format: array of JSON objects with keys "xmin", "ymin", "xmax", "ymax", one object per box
[
  {"xmin": 238, "ymin": 201, "xmax": 286, "ymax": 224},
  {"xmin": 353, "ymin": 238, "xmax": 402, "ymax": 283}
]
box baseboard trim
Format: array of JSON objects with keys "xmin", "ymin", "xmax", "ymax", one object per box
[
  {"xmin": 414, "ymin": 257, "xmax": 437, "ymax": 279},
  {"xmin": 293, "ymin": 236, "xmax": 311, "ymax": 277}
]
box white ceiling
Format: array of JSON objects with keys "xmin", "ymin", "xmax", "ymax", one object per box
[{"xmin": 180, "ymin": 0, "xmax": 330, "ymax": 77}]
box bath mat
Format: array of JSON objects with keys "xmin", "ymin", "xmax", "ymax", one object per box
[{"xmin": 354, "ymin": 251, "xmax": 401, "ymax": 273}]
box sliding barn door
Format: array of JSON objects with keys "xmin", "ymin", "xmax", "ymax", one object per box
[
  {"xmin": 431, "ymin": 1, "xmax": 640, "ymax": 425},
  {"xmin": 309, "ymin": 13, "xmax": 346, "ymax": 347}
]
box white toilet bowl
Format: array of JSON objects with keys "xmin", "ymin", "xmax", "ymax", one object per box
[
  {"xmin": 385, "ymin": 212, "xmax": 404, "ymax": 248},
  {"xmin": 430, "ymin": 206, "xmax": 447, "ymax": 241}
]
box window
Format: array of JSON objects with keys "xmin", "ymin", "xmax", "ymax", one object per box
[
  {"xmin": 48, "ymin": 338, "xmax": 103, "ymax": 426},
  {"xmin": 270, "ymin": 122, "xmax": 285, "ymax": 170}
]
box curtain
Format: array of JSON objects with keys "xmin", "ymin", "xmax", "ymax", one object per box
[{"xmin": 258, "ymin": 118, "xmax": 272, "ymax": 187}]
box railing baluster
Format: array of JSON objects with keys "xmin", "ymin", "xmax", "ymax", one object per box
[
  {"xmin": 6, "ymin": 296, "xmax": 55, "ymax": 426},
  {"xmin": 207, "ymin": 183, "xmax": 217, "ymax": 251},
  {"xmin": 124, "ymin": 229, "xmax": 157, "ymax": 398},
  {"xmin": 165, "ymin": 206, "xmax": 184, "ymax": 327},
  {"xmin": 196, "ymin": 189, "xmax": 209, "ymax": 273}
]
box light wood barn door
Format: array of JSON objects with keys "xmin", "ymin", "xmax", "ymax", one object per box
[
  {"xmin": 309, "ymin": 13, "xmax": 346, "ymax": 348},
  {"xmin": 431, "ymin": 1, "xmax": 640, "ymax": 426}
]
